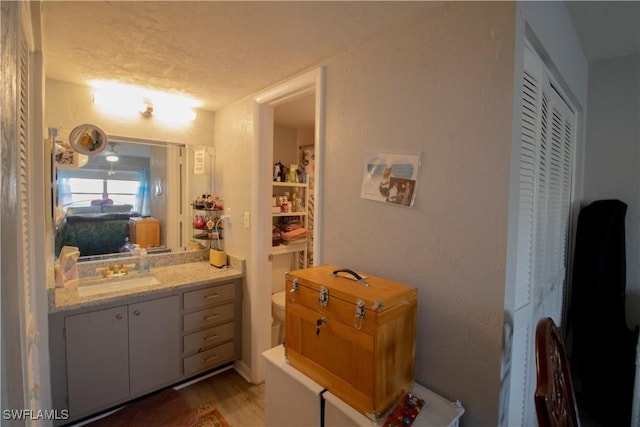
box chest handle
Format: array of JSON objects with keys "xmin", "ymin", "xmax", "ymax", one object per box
[{"xmin": 331, "ymin": 268, "xmax": 369, "ymax": 287}]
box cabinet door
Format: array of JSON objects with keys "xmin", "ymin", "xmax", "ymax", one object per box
[
  {"xmin": 129, "ymin": 295, "xmax": 181, "ymax": 396},
  {"xmin": 65, "ymin": 305, "xmax": 129, "ymax": 418}
]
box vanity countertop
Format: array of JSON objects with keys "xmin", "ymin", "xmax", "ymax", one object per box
[{"xmin": 49, "ymin": 261, "xmax": 244, "ymax": 313}]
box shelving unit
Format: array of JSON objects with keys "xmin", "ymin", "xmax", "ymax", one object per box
[
  {"xmin": 272, "ymin": 182, "xmax": 308, "ymax": 267},
  {"xmin": 191, "ymin": 205, "xmax": 224, "ymax": 251}
]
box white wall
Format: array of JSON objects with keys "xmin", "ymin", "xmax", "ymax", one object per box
[
  {"xmin": 38, "ymin": 2, "xmax": 591, "ymax": 424},
  {"xmin": 519, "ymin": 1, "xmax": 588, "ymax": 109},
  {"xmin": 211, "ymin": 98, "xmax": 255, "ymax": 377},
  {"xmin": 215, "ymin": 2, "xmax": 589, "ymax": 424},
  {"xmin": 320, "ymin": 3, "xmax": 515, "ymax": 425},
  {"xmin": 45, "ymin": 79, "xmax": 216, "ymax": 146},
  {"xmin": 273, "ymin": 125, "xmax": 297, "ymax": 167},
  {"xmin": 582, "ymin": 53, "xmax": 640, "ymax": 327}
]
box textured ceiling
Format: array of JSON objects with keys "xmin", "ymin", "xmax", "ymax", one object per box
[
  {"xmin": 41, "ymin": 1, "xmax": 442, "ymax": 113},
  {"xmin": 41, "ymin": 1, "xmax": 640, "ymax": 120},
  {"xmin": 565, "ymin": 1, "xmax": 640, "ymax": 63}
]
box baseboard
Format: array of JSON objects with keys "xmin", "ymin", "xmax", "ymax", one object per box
[{"xmin": 233, "ymin": 359, "xmax": 252, "ymax": 383}]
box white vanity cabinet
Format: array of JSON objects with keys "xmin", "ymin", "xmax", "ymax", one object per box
[{"xmin": 64, "ymin": 295, "xmax": 180, "ymax": 418}]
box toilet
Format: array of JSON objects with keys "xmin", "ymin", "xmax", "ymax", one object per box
[
  {"xmin": 271, "ymin": 291, "xmax": 286, "ymax": 345},
  {"xmin": 271, "ymin": 257, "xmax": 294, "ymax": 346},
  {"xmin": 272, "ymin": 291, "xmax": 286, "ymax": 323}
]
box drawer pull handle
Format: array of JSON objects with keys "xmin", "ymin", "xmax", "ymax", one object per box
[
  {"xmin": 205, "ymin": 293, "xmax": 219, "ymax": 300},
  {"xmin": 133, "ymin": 310, "xmax": 141, "ymax": 316},
  {"xmin": 205, "ymin": 334, "xmax": 219, "ymax": 341},
  {"xmin": 116, "ymin": 313, "xmax": 123, "ymax": 320},
  {"xmin": 205, "ymin": 354, "xmax": 218, "ymax": 363},
  {"xmin": 205, "ymin": 314, "xmax": 219, "ymax": 321}
]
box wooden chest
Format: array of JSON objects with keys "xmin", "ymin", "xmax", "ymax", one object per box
[
  {"xmin": 284, "ymin": 265, "xmax": 417, "ymax": 420},
  {"xmin": 128, "ymin": 217, "xmax": 160, "ymax": 248}
]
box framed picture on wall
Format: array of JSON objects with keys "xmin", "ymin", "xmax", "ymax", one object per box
[
  {"xmin": 360, "ymin": 151, "xmax": 422, "ymax": 207},
  {"xmin": 193, "ymin": 149, "xmax": 206, "ymax": 174},
  {"xmin": 54, "ymin": 140, "xmax": 87, "ymax": 169}
]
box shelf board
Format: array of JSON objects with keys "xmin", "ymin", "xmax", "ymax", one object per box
[
  {"xmin": 191, "ymin": 204, "xmax": 224, "ymax": 212},
  {"xmin": 272, "ymin": 211, "xmax": 307, "ymax": 217},
  {"xmin": 272, "ymin": 182, "xmax": 307, "ymax": 188},
  {"xmin": 271, "ymin": 241, "xmax": 307, "ymax": 255}
]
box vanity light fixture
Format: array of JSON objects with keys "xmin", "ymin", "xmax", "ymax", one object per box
[
  {"xmin": 140, "ymin": 102, "xmax": 154, "ymax": 118},
  {"xmin": 91, "ymin": 80, "xmax": 199, "ymax": 125}
]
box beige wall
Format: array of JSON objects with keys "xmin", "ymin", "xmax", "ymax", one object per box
[
  {"xmin": 45, "ymin": 79, "xmax": 216, "ymax": 146},
  {"xmin": 39, "ymin": 1, "xmax": 591, "ymax": 424},
  {"xmin": 213, "ymin": 3, "xmax": 516, "ymax": 424},
  {"xmin": 320, "ymin": 3, "xmax": 515, "ymax": 424},
  {"xmin": 212, "ymin": 98, "xmax": 255, "ymax": 372},
  {"xmin": 273, "ymin": 125, "xmax": 298, "ymax": 167}
]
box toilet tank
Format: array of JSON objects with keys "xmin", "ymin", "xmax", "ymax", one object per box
[{"xmin": 271, "ymin": 253, "xmax": 294, "ymax": 293}]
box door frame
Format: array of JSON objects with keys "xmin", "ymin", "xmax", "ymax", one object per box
[{"xmin": 250, "ymin": 67, "xmax": 324, "ymax": 382}]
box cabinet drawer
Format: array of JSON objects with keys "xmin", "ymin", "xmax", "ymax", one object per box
[
  {"xmin": 184, "ymin": 283, "xmax": 235, "ymax": 310},
  {"xmin": 183, "ymin": 322, "xmax": 235, "ymax": 354},
  {"xmin": 183, "ymin": 302, "xmax": 234, "ymax": 332},
  {"xmin": 183, "ymin": 341, "xmax": 235, "ymax": 376}
]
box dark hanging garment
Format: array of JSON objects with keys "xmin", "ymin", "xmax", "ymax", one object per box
[{"xmin": 569, "ymin": 199, "xmax": 638, "ymax": 425}]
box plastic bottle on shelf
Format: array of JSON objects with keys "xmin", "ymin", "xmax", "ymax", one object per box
[{"xmin": 139, "ymin": 248, "xmax": 149, "ymax": 273}]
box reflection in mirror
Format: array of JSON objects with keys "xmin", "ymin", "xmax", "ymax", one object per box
[{"xmin": 53, "ymin": 134, "xmax": 185, "ymax": 260}]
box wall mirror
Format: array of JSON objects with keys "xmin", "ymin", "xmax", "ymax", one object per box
[{"xmin": 52, "ymin": 132, "xmax": 187, "ymax": 261}]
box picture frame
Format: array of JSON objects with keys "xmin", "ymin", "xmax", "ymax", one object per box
[
  {"xmin": 193, "ymin": 149, "xmax": 206, "ymax": 175},
  {"xmin": 55, "ymin": 140, "xmax": 87, "ymax": 169},
  {"xmin": 360, "ymin": 151, "xmax": 422, "ymax": 207}
]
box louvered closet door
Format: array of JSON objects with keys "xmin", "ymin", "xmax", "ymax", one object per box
[{"xmin": 507, "ymin": 44, "xmax": 576, "ymax": 426}]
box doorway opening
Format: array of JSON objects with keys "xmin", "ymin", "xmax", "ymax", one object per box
[{"xmin": 250, "ymin": 68, "xmax": 324, "ymax": 383}]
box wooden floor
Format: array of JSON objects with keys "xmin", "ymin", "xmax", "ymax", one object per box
[{"xmin": 177, "ymin": 367, "xmax": 265, "ymax": 427}]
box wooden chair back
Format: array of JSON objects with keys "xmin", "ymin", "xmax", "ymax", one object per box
[{"xmin": 534, "ymin": 317, "xmax": 582, "ymax": 427}]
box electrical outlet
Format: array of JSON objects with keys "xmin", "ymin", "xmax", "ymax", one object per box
[
  {"xmin": 243, "ymin": 211, "xmax": 250, "ymax": 229},
  {"xmin": 219, "ymin": 208, "xmax": 231, "ymax": 224}
]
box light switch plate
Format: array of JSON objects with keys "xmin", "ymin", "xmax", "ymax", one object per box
[{"xmin": 243, "ymin": 211, "xmax": 250, "ymax": 229}]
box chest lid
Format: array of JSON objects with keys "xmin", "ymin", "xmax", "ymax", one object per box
[{"xmin": 286, "ymin": 265, "xmax": 416, "ymax": 310}]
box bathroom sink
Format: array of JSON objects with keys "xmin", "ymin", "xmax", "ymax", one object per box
[{"xmin": 77, "ymin": 275, "xmax": 161, "ymax": 297}]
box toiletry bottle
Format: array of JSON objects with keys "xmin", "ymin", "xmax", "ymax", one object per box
[
  {"xmin": 132, "ymin": 244, "xmax": 141, "ymax": 269},
  {"xmin": 139, "ymin": 248, "xmax": 149, "ymax": 273}
]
